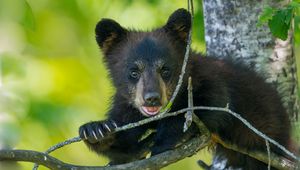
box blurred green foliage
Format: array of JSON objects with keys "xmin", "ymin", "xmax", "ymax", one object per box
[{"xmin": 0, "ymin": 0, "xmax": 210, "ymax": 170}]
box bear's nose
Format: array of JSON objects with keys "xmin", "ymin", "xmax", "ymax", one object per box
[{"xmin": 144, "ymin": 92, "xmax": 161, "ymax": 105}]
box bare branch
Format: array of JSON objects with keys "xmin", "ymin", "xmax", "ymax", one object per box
[
  {"xmin": 160, "ymin": 0, "xmax": 194, "ymax": 114},
  {"xmin": 0, "ymin": 136, "xmax": 209, "ymax": 170},
  {"xmin": 0, "ymin": 134, "xmax": 298, "ymax": 170},
  {"xmin": 184, "ymin": 77, "xmax": 194, "ymax": 132},
  {"xmin": 185, "ymin": 77, "xmax": 210, "ymax": 136}
]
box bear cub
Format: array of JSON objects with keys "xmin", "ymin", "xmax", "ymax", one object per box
[{"xmin": 79, "ymin": 9, "xmax": 291, "ymax": 169}]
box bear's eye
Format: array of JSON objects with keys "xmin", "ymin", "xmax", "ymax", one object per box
[
  {"xmin": 130, "ymin": 70, "xmax": 140, "ymax": 79},
  {"xmin": 161, "ymin": 67, "xmax": 171, "ymax": 78}
]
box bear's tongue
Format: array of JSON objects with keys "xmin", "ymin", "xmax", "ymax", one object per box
[{"xmin": 142, "ymin": 106, "xmax": 161, "ymax": 116}]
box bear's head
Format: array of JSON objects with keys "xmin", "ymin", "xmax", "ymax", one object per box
[{"xmin": 95, "ymin": 9, "xmax": 191, "ymax": 117}]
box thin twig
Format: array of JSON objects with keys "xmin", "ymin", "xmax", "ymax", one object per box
[
  {"xmin": 184, "ymin": 77, "xmax": 194, "ymax": 132},
  {"xmin": 161, "ymin": 0, "xmax": 194, "ymax": 114},
  {"xmin": 185, "ymin": 77, "xmax": 209, "ymax": 136},
  {"xmin": 32, "ymin": 137, "xmax": 81, "ymax": 170}
]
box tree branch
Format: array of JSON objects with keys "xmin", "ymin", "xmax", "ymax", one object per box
[
  {"xmin": 0, "ymin": 103, "xmax": 299, "ymax": 170},
  {"xmin": 9, "ymin": 97, "xmax": 295, "ymax": 170},
  {"xmin": 0, "ymin": 133, "xmax": 298, "ymax": 170},
  {"xmin": 1, "ymin": 100, "xmax": 298, "ymax": 170},
  {"xmin": 0, "ymin": 136, "xmax": 209, "ymax": 170}
]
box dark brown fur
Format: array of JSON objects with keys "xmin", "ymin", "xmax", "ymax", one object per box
[{"xmin": 79, "ymin": 9, "xmax": 292, "ymax": 169}]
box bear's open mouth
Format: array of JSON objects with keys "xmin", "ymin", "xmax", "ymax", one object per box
[{"xmin": 141, "ymin": 106, "xmax": 162, "ymax": 116}]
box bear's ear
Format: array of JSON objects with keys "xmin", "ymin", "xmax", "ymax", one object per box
[
  {"xmin": 95, "ymin": 19, "xmax": 127, "ymax": 53},
  {"xmin": 164, "ymin": 8, "xmax": 191, "ymax": 42}
]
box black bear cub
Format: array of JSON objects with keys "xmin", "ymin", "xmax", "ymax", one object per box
[{"xmin": 79, "ymin": 9, "xmax": 292, "ymax": 169}]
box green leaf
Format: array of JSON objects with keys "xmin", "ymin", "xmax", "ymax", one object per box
[
  {"xmin": 257, "ymin": 6, "xmax": 274, "ymax": 27},
  {"xmin": 268, "ymin": 9, "xmax": 290, "ymax": 40}
]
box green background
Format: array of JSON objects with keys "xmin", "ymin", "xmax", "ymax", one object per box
[{"xmin": 0, "ymin": 0, "xmax": 298, "ymax": 170}]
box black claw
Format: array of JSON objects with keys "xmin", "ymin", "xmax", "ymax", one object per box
[{"xmin": 79, "ymin": 119, "xmax": 118, "ymax": 143}]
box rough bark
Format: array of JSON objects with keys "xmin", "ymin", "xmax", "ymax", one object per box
[{"xmin": 202, "ymin": 0, "xmax": 299, "ymax": 120}]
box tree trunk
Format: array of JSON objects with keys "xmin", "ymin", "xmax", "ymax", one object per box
[{"xmin": 202, "ymin": 0, "xmax": 299, "ymax": 120}]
